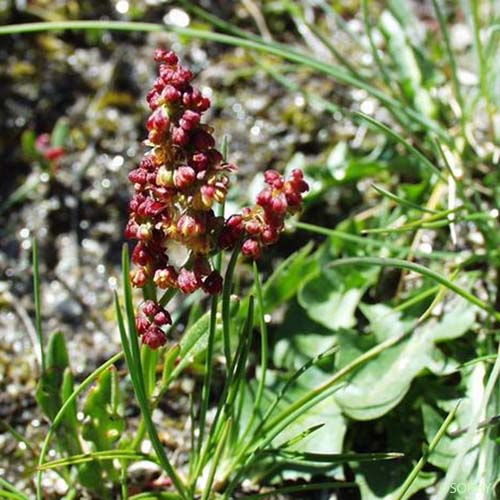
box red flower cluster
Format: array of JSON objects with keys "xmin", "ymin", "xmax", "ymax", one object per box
[
  {"xmin": 126, "ymin": 49, "xmax": 234, "ymax": 299},
  {"xmin": 220, "ymin": 169, "xmax": 309, "ymax": 259},
  {"xmin": 135, "ymin": 300, "xmax": 171, "ymax": 349},
  {"xmin": 126, "ymin": 50, "xmax": 308, "ymax": 349}
]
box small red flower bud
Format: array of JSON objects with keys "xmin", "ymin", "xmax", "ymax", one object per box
[
  {"xmin": 129, "ymin": 194, "xmax": 144, "ymax": 213},
  {"xmin": 147, "ymin": 107, "xmax": 170, "ymax": 134},
  {"xmin": 140, "ymin": 156, "xmax": 157, "ymax": 171},
  {"xmin": 162, "ymin": 85, "xmax": 181, "ymax": 103},
  {"xmin": 125, "ymin": 220, "xmax": 139, "ymax": 239},
  {"xmin": 136, "ymin": 315, "xmax": 149, "ymax": 335},
  {"xmin": 142, "ymin": 198, "xmax": 165, "ymax": 217},
  {"xmin": 44, "ymin": 147, "xmax": 64, "ymax": 162},
  {"xmin": 242, "ymin": 238, "xmax": 261, "ymax": 260},
  {"xmin": 174, "ymin": 166, "xmax": 196, "ymax": 188},
  {"xmin": 153, "ymin": 267, "xmax": 178, "ymax": 289},
  {"xmin": 271, "ymin": 193, "xmax": 288, "ymax": 214},
  {"xmin": 245, "ymin": 219, "xmax": 262, "ymax": 235},
  {"xmin": 200, "ymin": 185, "xmax": 215, "ymax": 208},
  {"xmin": 130, "ymin": 268, "xmax": 148, "ymax": 287},
  {"xmin": 227, "ymin": 214, "xmax": 244, "ymax": 232},
  {"xmin": 177, "ymin": 213, "xmax": 204, "ymax": 237},
  {"xmin": 177, "ymin": 269, "xmax": 199, "ymax": 294},
  {"xmin": 192, "ymin": 129, "xmax": 215, "ymax": 151},
  {"xmin": 128, "ymin": 169, "xmax": 148, "ymax": 185},
  {"xmin": 142, "ymin": 300, "xmax": 159, "ymax": 317},
  {"xmin": 132, "ymin": 242, "xmax": 151, "ymax": 266},
  {"xmin": 172, "ymin": 127, "xmax": 189, "ymax": 146},
  {"xmin": 261, "ymin": 226, "xmax": 279, "ymax": 245},
  {"xmin": 154, "ymin": 310, "xmax": 172, "ymax": 326},
  {"xmin": 264, "ymin": 170, "xmax": 283, "ymax": 188},
  {"xmin": 202, "ymin": 271, "xmax": 223, "ymax": 295},
  {"xmin": 180, "ymin": 110, "xmax": 201, "ymax": 130},
  {"xmin": 190, "ymin": 152, "xmax": 208, "ymax": 171},
  {"xmin": 154, "ymin": 49, "xmax": 178, "ymax": 65},
  {"xmin": 285, "ymin": 191, "xmax": 302, "ymax": 207},
  {"xmin": 256, "ymin": 187, "xmax": 272, "ymax": 208},
  {"xmin": 172, "ymin": 68, "xmax": 193, "ymax": 88},
  {"xmin": 142, "ymin": 326, "xmax": 167, "ymax": 349}
]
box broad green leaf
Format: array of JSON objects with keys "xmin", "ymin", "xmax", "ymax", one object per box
[
  {"xmin": 334, "ymin": 298, "xmax": 476, "ymax": 420},
  {"xmin": 273, "ymin": 300, "xmax": 336, "ymax": 370},
  {"xmin": 298, "ymin": 266, "xmax": 376, "ymax": 331}
]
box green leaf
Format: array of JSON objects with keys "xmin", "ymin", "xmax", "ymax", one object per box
[
  {"xmin": 262, "ymin": 241, "xmax": 317, "ymax": 312},
  {"xmin": 334, "ymin": 297, "xmax": 476, "ymax": 420},
  {"xmin": 50, "ymin": 118, "xmax": 70, "ymax": 148},
  {"xmin": 298, "ymin": 266, "xmax": 377, "ymax": 331},
  {"xmin": 21, "ymin": 130, "xmax": 38, "ymax": 159},
  {"xmin": 378, "ymin": 11, "xmax": 435, "ymax": 118},
  {"xmin": 82, "ymin": 366, "xmax": 125, "ymax": 451},
  {"xmin": 130, "ymin": 493, "xmax": 183, "ymax": 500},
  {"xmin": 35, "ymin": 331, "xmax": 69, "ymax": 421},
  {"xmin": 272, "ymin": 300, "xmax": 337, "ymax": 371},
  {"xmin": 35, "ymin": 331, "xmax": 103, "ymax": 491},
  {"xmin": 60, "ymin": 368, "xmax": 78, "ymax": 433},
  {"xmin": 241, "ymin": 368, "xmax": 347, "ymax": 481},
  {"xmin": 421, "ymin": 366, "xmax": 484, "ymax": 476},
  {"xmin": 355, "ymin": 464, "xmax": 436, "ymax": 500}
]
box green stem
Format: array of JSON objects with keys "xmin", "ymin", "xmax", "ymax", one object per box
[
  {"xmin": 201, "ymin": 419, "xmax": 231, "ymax": 500},
  {"xmin": 435, "ymin": 340, "xmax": 500, "ymax": 500},
  {"xmin": 32, "ymin": 239, "xmax": 45, "ymax": 372},
  {"xmin": 396, "ymin": 402, "xmax": 461, "ymax": 500},
  {"xmin": 222, "ymin": 246, "xmax": 241, "ymax": 369},
  {"xmin": 223, "ymin": 333, "xmax": 402, "ymax": 497},
  {"xmin": 430, "ymin": 0, "xmax": 465, "ymax": 132},
  {"xmin": 470, "ymin": 0, "xmax": 496, "ymax": 141},
  {"xmin": 120, "ymin": 248, "xmax": 187, "ymax": 498},
  {"xmin": 361, "ymin": 0, "xmax": 394, "ymax": 91},
  {"xmin": 0, "ymin": 478, "xmax": 29, "ymax": 500},
  {"xmin": 195, "ymin": 296, "xmax": 218, "ymax": 467},
  {"xmin": 294, "ymin": 221, "xmax": 456, "ymax": 260},
  {"xmin": 325, "ymin": 256, "xmax": 500, "ymax": 321},
  {"xmin": 243, "ymin": 263, "xmax": 268, "ymax": 437}
]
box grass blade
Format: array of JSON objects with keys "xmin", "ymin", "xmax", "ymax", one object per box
[
  {"xmin": 38, "ymin": 450, "xmax": 156, "ymax": 470},
  {"xmin": 0, "ymin": 20, "xmax": 450, "ymax": 141},
  {"xmin": 325, "ymin": 256, "xmax": 499, "ymax": 320},
  {"xmin": 32, "ymin": 239, "xmax": 45, "ymax": 372},
  {"xmin": 395, "ymin": 402, "xmax": 461, "ymax": 500},
  {"xmin": 0, "ymin": 479, "xmax": 30, "ymax": 500},
  {"xmin": 120, "ymin": 245, "xmax": 187, "ymax": 498}
]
